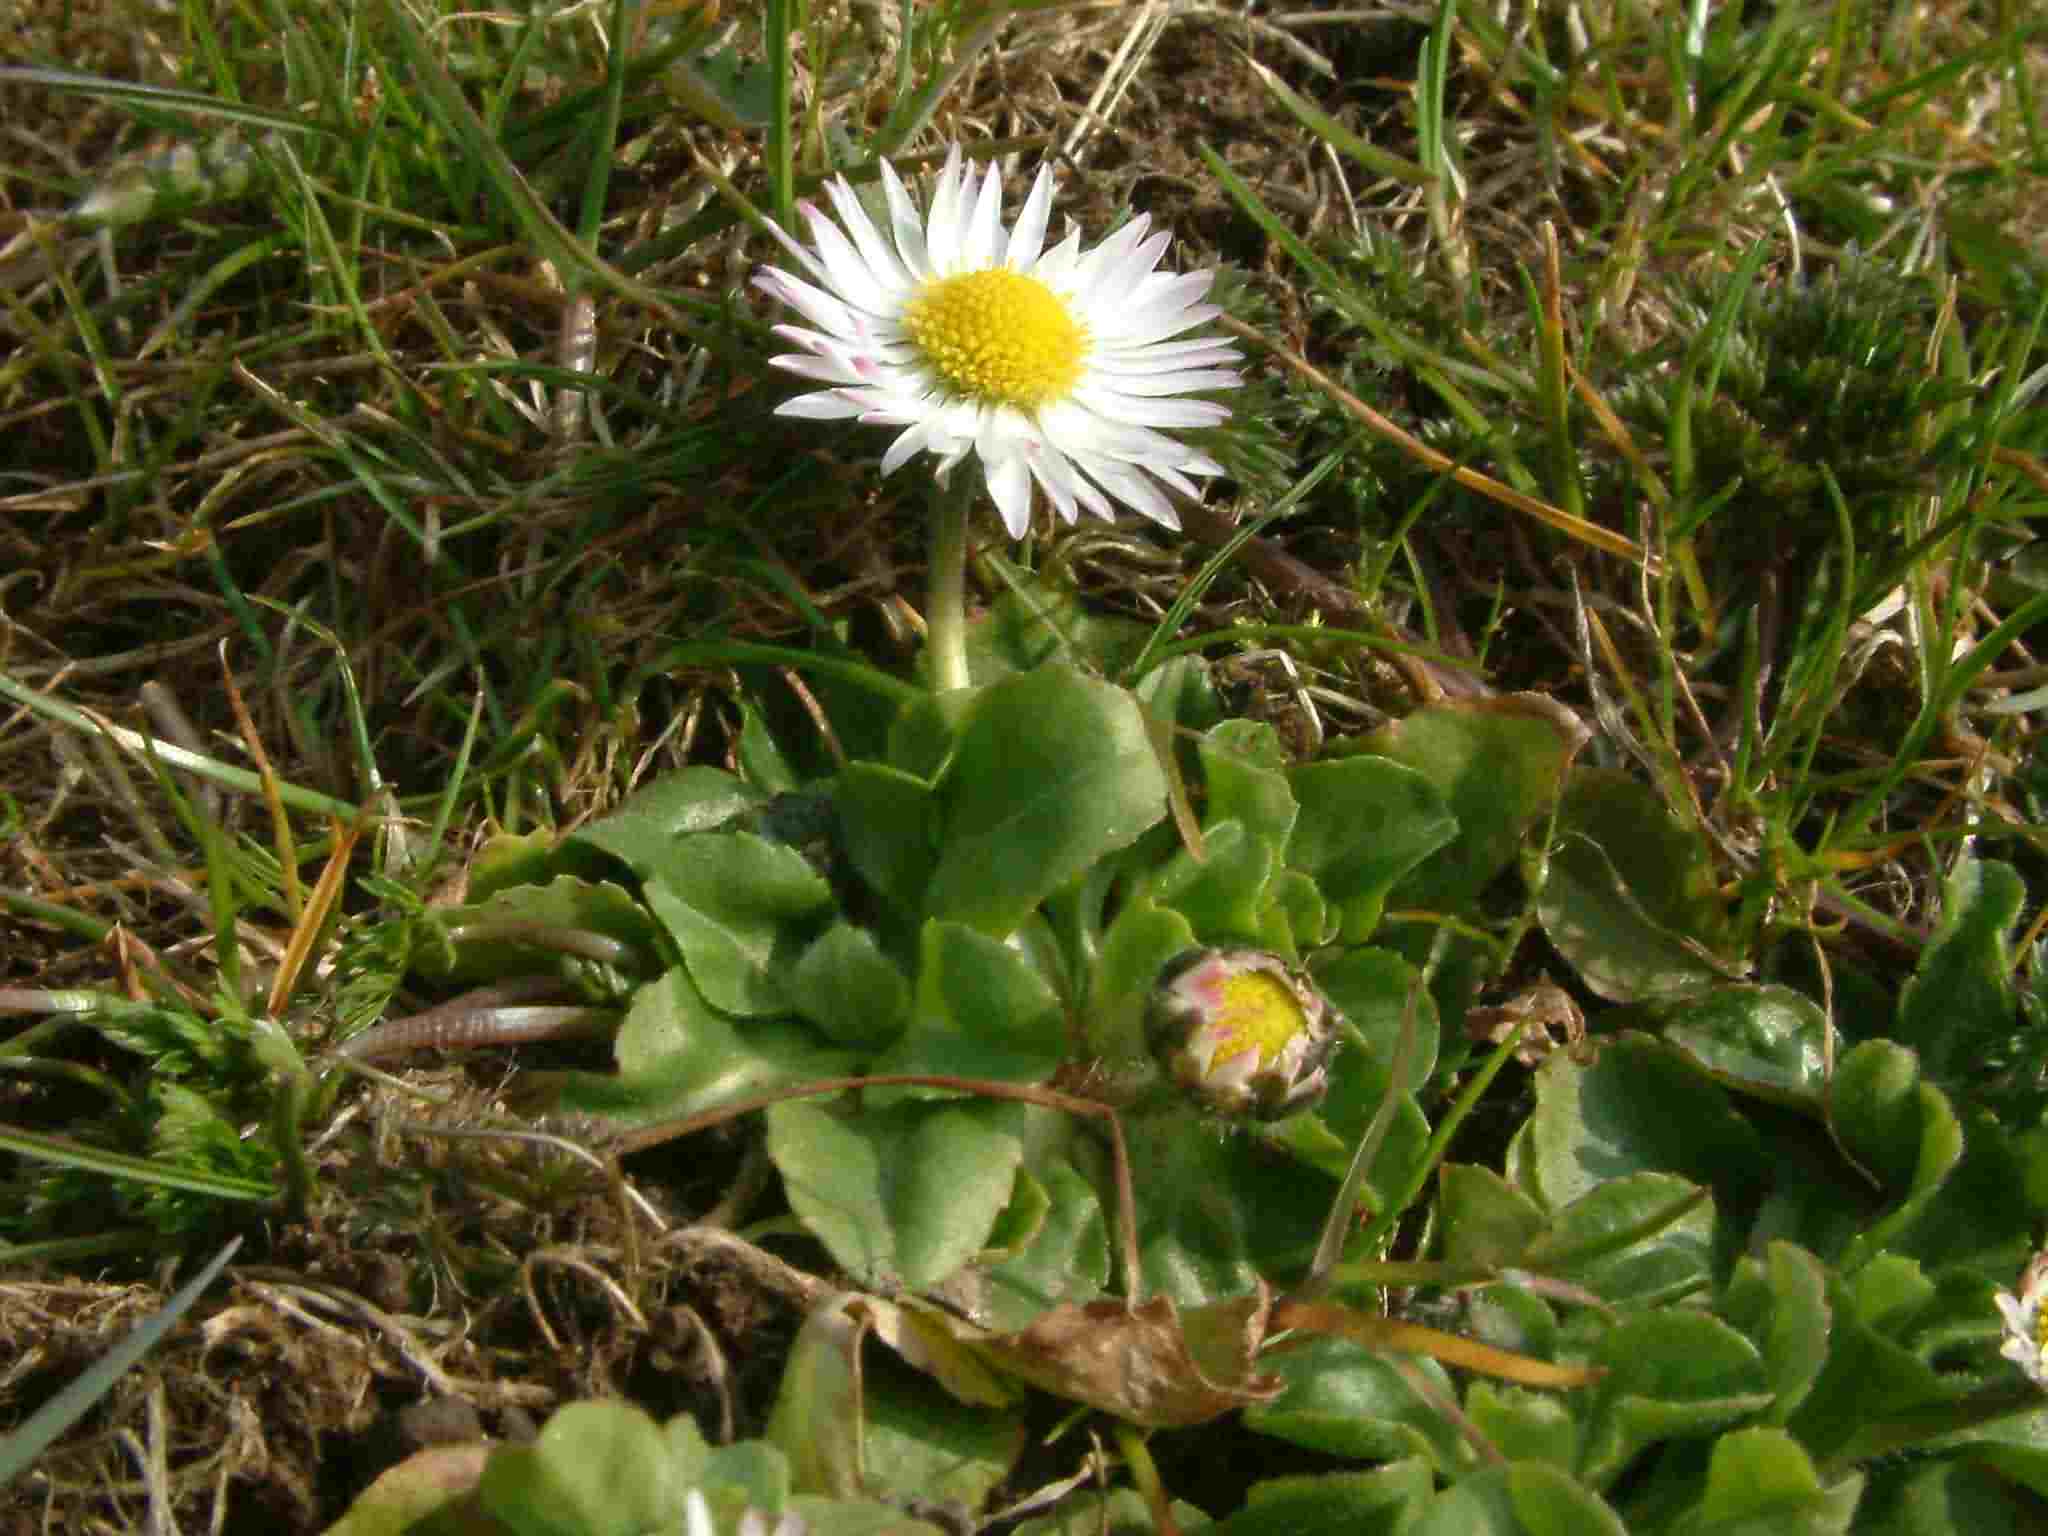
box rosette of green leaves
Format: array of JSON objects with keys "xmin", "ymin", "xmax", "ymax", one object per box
[{"xmin": 478, "ymin": 646, "xmax": 1603, "ymax": 1334}]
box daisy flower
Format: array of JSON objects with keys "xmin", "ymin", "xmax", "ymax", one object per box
[
  {"xmin": 754, "ymin": 147, "xmax": 1241, "ymax": 540},
  {"xmin": 1995, "ymin": 1249, "xmax": 2048, "ymax": 1389}
]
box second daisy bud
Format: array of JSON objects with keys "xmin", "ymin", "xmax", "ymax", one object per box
[{"xmin": 1147, "ymin": 948, "xmax": 1339, "ymax": 1120}]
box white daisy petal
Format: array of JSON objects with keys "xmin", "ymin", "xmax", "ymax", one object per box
[
  {"xmin": 925, "ymin": 147, "xmax": 968, "ymax": 270},
  {"xmin": 775, "ymin": 391, "xmax": 866, "ymax": 420},
  {"xmin": 933, "ymin": 437, "xmax": 973, "ymax": 482},
  {"xmin": 1086, "ymin": 460, "xmax": 1182, "ymax": 530},
  {"xmin": 984, "ymin": 452, "xmax": 1034, "ymax": 539},
  {"xmin": 757, "ymin": 149, "xmax": 1241, "ymax": 537},
  {"xmin": 1089, "ymin": 342, "xmax": 1242, "ymax": 377},
  {"xmin": 877, "ymin": 157, "xmax": 933, "ymax": 281},
  {"xmin": 823, "ymin": 176, "xmax": 913, "ymax": 296},
  {"xmin": 1030, "ymin": 225, "xmax": 1085, "ymax": 288},
  {"xmin": 769, "ymin": 342, "xmax": 894, "ymax": 388},
  {"xmin": 800, "ymin": 206, "xmax": 897, "ymax": 318},
  {"xmin": 1069, "ymin": 214, "xmax": 1152, "ymax": 294},
  {"xmin": 753, "ymin": 269, "xmax": 847, "ymax": 335},
  {"xmin": 1005, "ymin": 165, "xmax": 1055, "ymax": 271},
  {"xmin": 1129, "ymin": 264, "xmax": 1216, "ymax": 308},
  {"xmin": 1146, "ymin": 459, "xmax": 1206, "ymax": 499},
  {"xmin": 959, "ymin": 157, "xmax": 1005, "ymax": 274},
  {"xmin": 1088, "ymin": 230, "xmax": 1174, "ymax": 310},
  {"xmin": 1088, "ymin": 367, "xmax": 1242, "ymax": 398},
  {"xmin": 1072, "ymin": 387, "xmax": 1231, "ymax": 432},
  {"xmin": 1022, "ymin": 441, "xmax": 1081, "ymax": 525},
  {"xmin": 881, "ymin": 418, "xmax": 943, "ymax": 476},
  {"xmin": 1103, "ymin": 287, "xmax": 1225, "ymax": 345}
]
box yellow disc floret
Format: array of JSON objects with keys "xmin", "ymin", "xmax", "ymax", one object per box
[
  {"xmin": 901, "ymin": 269, "xmax": 1087, "ymax": 411},
  {"xmin": 1210, "ymin": 970, "xmax": 1308, "ymax": 1069}
]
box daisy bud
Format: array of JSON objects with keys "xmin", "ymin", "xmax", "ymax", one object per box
[{"xmin": 1147, "ymin": 948, "xmax": 1338, "ymax": 1120}]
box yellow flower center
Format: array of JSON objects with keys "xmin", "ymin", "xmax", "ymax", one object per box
[
  {"xmin": 1210, "ymin": 971, "xmax": 1306, "ymax": 1070},
  {"xmin": 901, "ymin": 268, "xmax": 1087, "ymax": 411}
]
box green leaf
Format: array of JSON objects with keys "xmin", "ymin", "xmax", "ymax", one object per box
[
  {"xmin": 1465, "ymin": 1383, "xmax": 1579, "ymax": 1470},
  {"xmin": 1857, "ymin": 1457, "xmax": 2028, "ymax": 1536},
  {"xmin": 1784, "ymin": 1268, "xmax": 1952, "ymax": 1464},
  {"xmin": 1262, "ymin": 869, "xmax": 1330, "ymax": 955},
  {"xmin": 413, "ymin": 876, "xmax": 664, "ymax": 988},
  {"xmin": 1944, "ymin": 1413, "xmax": 2048, "ymax": 1505},
  {"xmin": 1126, "ymin": 1110, "xmax": 1347, "ymax": 1307},
  {"xmin": 763, "ymin": 1298, "xmax": 866, "ymax": 1499},
  {"xmin": 1719, "ymin": 1242, "xmax": 1833, "ymax": 1425},
  {"xmin": 737, "ymin": 700, "xmax": 800, "ymax": 795},
  {"xmin": 691, "ymin": 1427, "xmax": 789, "ymax": 1519},
  {"xmin": 475, "ymin": 1401, "xmax": 680, "ymax": 1536},
  {"xmin": 1437, "ymin": 1163, "xmax": 1547, "ymax": 1269},
  {"xmin": 1243, "ymin": 1337, "xmax": 1465, "ymax": 1472},
  {"xmin": 1524, "ymin": 1035, "xmax": 1768, "ymax": 1211},
  {"xmin": 468, "ymin": 827, "xmax": 574, "ymax": 901},
  {"xmin": 1847, "ymin": 1253, "xmax": 1936, "ymax": 1331},
  {"xmin": 1506, "ymin": 1461, "xmax": 1631, "ymax": 1535},
  {"xmin": 1409, "ymin": 1463, "xmax": 1627, "ymax": 1536},
  {"xmin": 1581, "ymin": 1312, "xmax": 1773, "ymax": 1487},
  {"xmin": 569, "ymin": 767, "xmax": 764, "ymax": 862},
  {"xmin": 319, "ymin": 1445, "xmax": 491, "ymax": 1536},
  {"xmin": 1361, "ymin": 697, "xmax": 1583, "ymax": 913},
  {"xmin": 964, "ymin": 580, "xmax": 1152, "ymax": 680},
  {"xmin": 1281, "ymin": 954, "xmax": 1434, "ymax": 1208},
  {"xmin": 1536, "ymin": 769, "xmax": 1735, "ymax": 1003},
  {"xmin": 1465, "ymin": 1283, "xmax": 1561, "ymax": 1367},
  {"xmin": 1201, "ymin": 720, "xmax": 1297, "ymax": 849},
  {"xmin": 860, "ymin": 1354, "xmax": 1025, "ymax": 1511},
  {"xmin": 1630, "ymin": 986, "xmax": 1830, "ymax": 1112},
  {"xmin": 786, "ymin": 923, "xmax": 911, "ymax": 1050},
  {"xmin": 1828, "ymin": 1040, "xmax": 1964, "ymax": 1268},
  {"xmin": 1286, "ymin": 754, "xmax": 1457, "ymax": 940},
  {"xmin": 1015, "ymin": 1488, "xmax": 1212, "ymax": 1536},
  {"xmin": 1894, "ymin": 857, "xmax": 2024, "ymax": 1080},
  {"xmin": 977, "ymin": 1153, "xmax": 1111, "ymax": 1330},
  {"xmin": 637, "ymin": 832, "xmax": 834, "ymax": 1016},
  {"xmin": 1887, "ymin": 1107, "xmax": 2040, "ymax": 1277},
  {"xmin": 1830, "ymin": 1040, "xmax": 1933, "ymax": 1189},
  {"xmin": 1084, "ymin": 902, "xmax": 1197, "ymax": 1063},
  {"xmin": 1132, "ymin": 653, "xmax": 1225, "ymax": 736},
  {"xmin": 1690, "ymin": 1427, "xmax": 1861, "ymax": 1534},
  {"xmin": 1210, "ymin": 1463, "xmax": 1435, "ymax": 1536},
  {"xmin": 553, "ymin": 966, "xmax": 853, "ymax": 1127},
  {"xmin": 1522, "ymin": 1172, "xmax": 1714, "ymax": 1306},
  {"xmin": 924, "ymin": 665, "xmax": 1167, "ymax": 936},
  {"xmin": 1140, "ymin": 818, "xmax": 1276, "ymax": 947},
  {"xmin": 835, "ymin": 760, "xmax": 938, "ymax": 920},
  {"xmin": 1363, "ymin": 697, "xmax": 1583, "ymax": 1029},
  {"xmin": 1313, "ymin": 944, "xmax": 1440, "ymax": 1093},
  {"xmin": 783, "ymin": 1498, "xmax": 948, "ymax": 1536},
  {"xmin": 873, "ymin": 920, "xmax": 1070, "ymax": 1085},
  {"xmin": 766, "ymin": 1097, "xmax": 1030, "ymax": 1292}
]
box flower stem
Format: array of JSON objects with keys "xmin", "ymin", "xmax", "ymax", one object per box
[{"xmin": 926, "ymin": 474, "xmax": 975, "ymax": 692}]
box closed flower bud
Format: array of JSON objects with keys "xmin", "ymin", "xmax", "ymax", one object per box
[{"xmin": 1147, "ymin": 948, "xmax": 1338, "ymax": 1120}]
